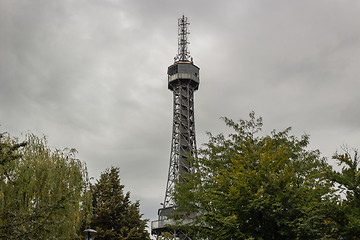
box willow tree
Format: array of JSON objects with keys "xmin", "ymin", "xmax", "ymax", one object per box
[{"xmin": 0, "ymin": 133, "xmax": 91, "ymax": 239}]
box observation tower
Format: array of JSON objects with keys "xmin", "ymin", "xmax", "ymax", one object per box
[{"xmin": 151, "ymin": 15, "xmax": 199, "ymax": 240}]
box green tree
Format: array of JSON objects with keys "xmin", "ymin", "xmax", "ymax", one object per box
[
  {"xmin": 160, "ymin": 232, "xmax": 176, "ymax": 240},
  {"xmin": 174, "ymin": 112, "xmax": 338, "ymax": 240},
  {"xmin": 90, "ymin": 167, "xmax": 150, "ymax": 240},
  {"xmin": 0, "ymin": 133, "xmax": 91, "ymax": 239},
  {"xmin": 329, "ymin": 148, "xmax": 360, "ymax": 239}
]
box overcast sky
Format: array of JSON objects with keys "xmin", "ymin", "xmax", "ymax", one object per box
[{"xmin": 1, "ymin": 0, "xmax": 360, "ymax": 231}]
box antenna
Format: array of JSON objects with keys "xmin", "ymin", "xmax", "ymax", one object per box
[{"xmin": 175, "ymin": 15, "xmax": 191, "ymax": 62}]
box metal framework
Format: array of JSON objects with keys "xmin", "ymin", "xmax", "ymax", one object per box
[
  {"xmin": 152, "ymin": 15, "xmax": 199, "ymax": 240},
  {"xmin": 163, "ymin": 76, "xmax": 198, "ymax": 208}
]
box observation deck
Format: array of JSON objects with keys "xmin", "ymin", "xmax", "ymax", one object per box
[
  {"xmin": 168, "ymin": 61, "xmax": 200, "ymax": 91},
  {"xmin": 151, "ymin": 207, "xmax": 194, "ymax": 236}
]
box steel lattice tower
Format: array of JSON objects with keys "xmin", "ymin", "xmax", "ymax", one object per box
[{"xmin": 151, "ymin": 15, "xmax": 199, "ymax": 240}]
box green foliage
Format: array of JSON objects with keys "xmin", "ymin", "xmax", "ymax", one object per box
[
  {"xmin": 90, "ymin": 167, "xmax": 150, "ymax": 240},
  {"xmin": 0, "ymin": 133, "xmax": 26, "ymax": 167},
  {"xmin": 159, "ymin": 232, "xmax": 175, "ymax": 240},
  {"xmin": 174, "ymin": 112, "xmax": 338, "ymax": 240},
  {"xmin": 329, "ymin": 148, "xmax": 360, "ymax": 239},
  {"xmin": 0, "ymin": 133, "xmax": 91, "ymax": 239}
]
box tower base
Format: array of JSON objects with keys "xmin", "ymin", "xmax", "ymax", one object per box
[{"xmin": 151, "ymin": 207, "xmax": 194, "ymax": 240}]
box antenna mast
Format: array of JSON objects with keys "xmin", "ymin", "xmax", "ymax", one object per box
[{"xmin": 175, "ymin": 15, "xmax": 191, "ymax": 62}]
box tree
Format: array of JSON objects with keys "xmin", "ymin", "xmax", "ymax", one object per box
[
  {"xmin": 328, "ymin": 147, "xmax": 360, "ymax": 239},
  {"xmin": 0, "ymin": 132, "xmax": 26, "ymax": 167},
  {"xmin": 173, "ymin": 112, "xmax": 339, "ymax": 239},
  {"xmin": 90, "ymin": 167, "xmax": 150, "ymax": 240},
  {"xmin": 0, "ymin": 133, "xmax": 91, "ymax": 239}
]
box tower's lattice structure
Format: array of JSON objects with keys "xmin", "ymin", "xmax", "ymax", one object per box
[{"xmin": 151, "ymin": 15, "xmax": 199, "ymax": 240}]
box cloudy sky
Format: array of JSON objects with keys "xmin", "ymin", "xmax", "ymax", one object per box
[{"xmin": 1, "ymin": 0, "xmax": 360, "ymax": 230}]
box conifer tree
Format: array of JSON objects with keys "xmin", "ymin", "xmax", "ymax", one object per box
[{"xmin": 90, "ymin": 167, "xmax": 150, "ymax": 240}]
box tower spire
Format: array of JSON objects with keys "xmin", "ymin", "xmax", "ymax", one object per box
[{"xmin": 175, "ymin": 15, "xmax": 191, "ymax": 62}]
